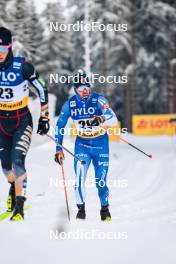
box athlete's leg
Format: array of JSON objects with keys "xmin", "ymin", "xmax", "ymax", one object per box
[
  {"xmin": 0, "ymin": 131, "xmax": 13, "ymax": 178},
  {"xmin": 92, "ymin": 135, "xmax": 110, "ymax": 207},
  {"xmin": 0, "ymin": 130, "xmax": 17, "ymax": 211},
  {"xmin": 74, "ymin": 137, "xmax": 91, "ymax": 205},
  {"xmin": 11, "ymin": 115, "xmax": 33, "ymax": 198},
  {"xmin": 9, "ymin": 113, "xmax": 33, "ymax": 220}
]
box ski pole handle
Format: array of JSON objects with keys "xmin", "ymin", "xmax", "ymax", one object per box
[{"xmin": 46, "ymin": 134, "xmax": 86, "ymax": 165}]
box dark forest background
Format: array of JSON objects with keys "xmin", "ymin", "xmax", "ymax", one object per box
[{"xmin": 1, "ymin": 0, "xmax": 176, "ymax": 131}]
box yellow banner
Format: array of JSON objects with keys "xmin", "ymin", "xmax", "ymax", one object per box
[{"xmin": 133, "ymin": 114, "xmax": 176, "ymax": 136}]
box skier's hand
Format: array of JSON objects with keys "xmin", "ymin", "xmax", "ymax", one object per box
[
  {"xmin": 55, "ymin": 151, "xmax": 65, "ymax": 165},
  {"xmin": 37, "ymin": 116, "xmax": 50, "ymax": 135},
  {"xmin": 89, "ymin": 116, "xmax": 105, "ymax": 126}
]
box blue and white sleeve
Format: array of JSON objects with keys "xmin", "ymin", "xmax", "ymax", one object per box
[
  {"xmin": 55, "ymin": 101, "xmax": 70, "ymax": 152},
  {"xmin": 98, "ymin": 96, "xmax": 118, "ymax": 126}
]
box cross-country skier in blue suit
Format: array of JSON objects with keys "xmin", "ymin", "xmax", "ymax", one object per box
[{"xmin": 55, "ymin": 70, "xmax": 118, "ymax": 221}]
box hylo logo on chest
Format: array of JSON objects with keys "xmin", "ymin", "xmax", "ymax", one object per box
[
  {"xmin": 0, "ymin": 72, "xmax": 17, "ymax": 82},
  {"xmin": 71, "ymin": 107, "xmax": 95, "ymax": 116}
]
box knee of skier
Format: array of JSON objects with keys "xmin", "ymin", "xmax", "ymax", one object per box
[
  {"xmin": 12, "ymin": 159, "xmax": 26, "ymax": 178},
  {"xmin": 2, "ymin": 168, "xmax": 12, "ymax": 178},
  {"xmin": 1, "ymin": 161, "xmax": 12, "ymax": 178}
]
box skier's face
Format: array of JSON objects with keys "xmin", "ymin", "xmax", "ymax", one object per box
[
  {"xmin": 0, "ymin": 44, "xmax": 11, "ymax": 62},
  {"xmin": 76, "ymin": 85, "xmax": 91, "ymax": 99}
]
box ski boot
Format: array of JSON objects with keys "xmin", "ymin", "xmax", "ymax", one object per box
[
  {"xmin": 10, "ymin": 196, "xmax": 25, "ymax": 221},
  {"xmin": 76, "ymin": 203, "xmax": 86, "ymax": 220},
  {"xmin": 7, "ymin": 182, "xmax": 16, "ymax": 212},
  {"xmin": 100, "ymin": 205, "xmax": 111, "ymax": 222}
]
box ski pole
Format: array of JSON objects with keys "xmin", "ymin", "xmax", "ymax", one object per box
[
  {"xmin": 46, "ymin": 134, "xmax": 86, "ymax": 165},
  {"xmin": 119, "ymin": 136, "xmax": 153, "ymax": 159},
  {"xmin": 60, "ymin": 164, "xmax": 70, "ymax": 221},
  {"xmin": 100, "ymin": 125, "xmax": 152, "ymax": 159}
]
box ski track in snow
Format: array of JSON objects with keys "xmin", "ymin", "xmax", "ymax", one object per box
[{"xmin": 0, "ymin": 135, "xmax": 176, "ymax": 264}]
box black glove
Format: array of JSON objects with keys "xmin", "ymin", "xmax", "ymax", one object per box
[
  {"xmin": 37, "ymin": 117, "xmax": 50, "ymax": 135},
  {"xmin": 55, "ymin": 151, "xmax": 65, "ymax": 165},
  {"xmin": 89, "ymin": 116, "xmax": 105, "ymax": 126}
]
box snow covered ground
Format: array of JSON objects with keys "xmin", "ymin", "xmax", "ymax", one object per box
[{"xmin": 0, "ymin": 134, "xmax": 176, "ymax": 264}]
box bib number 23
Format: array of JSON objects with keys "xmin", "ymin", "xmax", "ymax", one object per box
[{"xmin": 0, "ymin": 88, "xmax": 14, "ymax": 99}]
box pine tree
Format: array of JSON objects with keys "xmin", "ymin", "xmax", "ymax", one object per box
[
  {"xmin": 25, "ymin": 0, "xmax": 44, "ymax": 65},
  {"xmin": 67, "ymin": 0, "xmax": 85, "ymax": 71},
  {"xmin": 90, "ymin": 0, "xmax": 132, "ymax": 129},
  {"xmin": 38, "ymin": 1, "xmax": 72, "ymax": 113},
  {"xmin": 133, "ymin": 0, "xmax": 176, "ymax": 114},
  {"xmin": 0, "ymin": 0, "xmax": 8, "ymax": 27},
  {"xmin": 8, "ymin": 0, "xmax": 31, "ymax": 57}
]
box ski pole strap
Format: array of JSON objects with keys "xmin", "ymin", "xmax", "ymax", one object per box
[{"xmin": 46, "ymin": 134, "xmax": 86, "ymax": 164}]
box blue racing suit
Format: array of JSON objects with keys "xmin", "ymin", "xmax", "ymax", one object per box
[{"xmin": 55, "ymin": 92, "xmax": 117, "ymax": 207}]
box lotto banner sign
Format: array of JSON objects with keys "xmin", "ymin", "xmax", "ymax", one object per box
[{"xmin": 132, "ymin": 114, "xmax": 176, "ymax": 136}]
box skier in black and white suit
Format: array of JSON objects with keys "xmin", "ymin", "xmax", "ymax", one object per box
[{"xmin": 0, "ymin": 27, "xmax": 50, "ymax": 220}]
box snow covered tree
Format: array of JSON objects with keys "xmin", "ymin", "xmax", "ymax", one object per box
[
  {"xmin": 89, "ymin": 0, "xmax": 132, "ymax": 129},
  {"xmin": 67, "ymin": 0, "xmax": 86, "ymax": 72},
  {"xmin": 0, "ymin": 0, "xmax": 9, "ymax": 27},
  {"xmin": 133, "ymin": 0, "xmax": 176, "ymax": 114},
  {"xmin": 6, "ymin": 0, "xmax": 31, "ymax": 57},
  {"xmin": 1, "ymin": 0, "xmax": 176, "ymax": 123},
  {"xmin": 39, "ymin": 1, "xmax": 72, "ymax": 113},
  {"xmin": 24, "ymin": 0, "xmax": 44, "ymax": 65}
]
